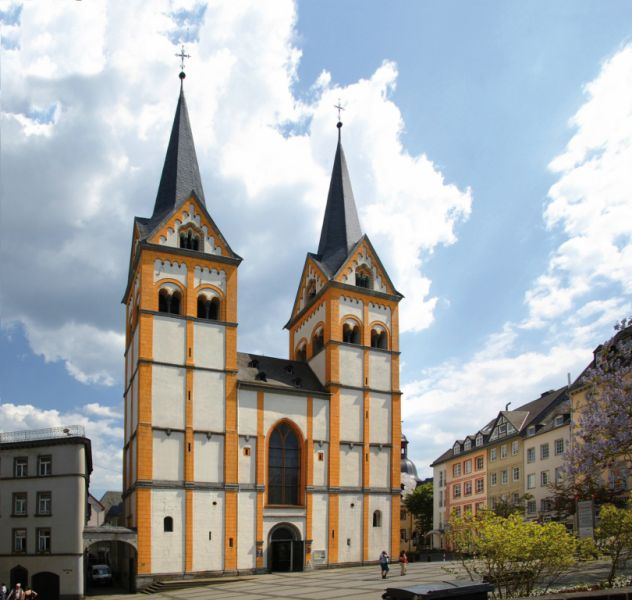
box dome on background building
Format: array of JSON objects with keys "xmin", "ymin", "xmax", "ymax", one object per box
[{"xmin": 400, "ymin": 434, "xmax": 420, "ymax": 494}]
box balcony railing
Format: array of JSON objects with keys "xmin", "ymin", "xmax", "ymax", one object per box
[{"xmin": 0, "ymin": 425, "xmax": 85, "ymax": 444}]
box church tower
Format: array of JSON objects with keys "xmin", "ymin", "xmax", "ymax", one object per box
[
  {"xmin": 122, "ymin": 71, "xmax": 242, "ymax": 583},
  {"xmin": 285, "ymin": 121, "xmax": 403, "ymax": 563}
]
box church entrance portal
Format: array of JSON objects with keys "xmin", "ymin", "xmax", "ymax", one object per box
[{"xmin": 269, "ymin": 525, "xmax": 303, "ymax": 572}]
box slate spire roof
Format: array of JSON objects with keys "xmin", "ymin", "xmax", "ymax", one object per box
[
  {"xmin": 316, "ymin": 123, "xmax": 363, "ymax": 274},
  {"xmin": 151, "ymin": 82, "xmax": 205, "ymax": 221}
]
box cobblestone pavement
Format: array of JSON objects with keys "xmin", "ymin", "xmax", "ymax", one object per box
[{"xmin": 92, "ymin": 560, "xmax": 628, "ymax": 600}]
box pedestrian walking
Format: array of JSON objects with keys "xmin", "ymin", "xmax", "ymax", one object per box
[
  {"xmin": 399, "ymin": 550, "xmax": 408, "ymax": 575},
  {"xmin": 7, "ymin": 583, "xmax": 24, "ymax": 600},
  {"xmin": 379, "ymin": 550, "xmax": 390, "ymax": 579},
  {"xmin": 2, "ymin": 582, "xmax": 8, "ymax": 600}
]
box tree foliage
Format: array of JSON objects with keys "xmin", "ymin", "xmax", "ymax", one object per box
[
  {"xmin": 403, "ymin": 481, "xmax": 433, "ymax": 540},
  {"xmin": 491, "ymin": 494, "xmax": 532, "ymax": 518},
  {"xmin": 562, "ymin": 318, "xmax": 632, "ymax": 502},
  {"xmin": 595, "ymin": 503, "xmax": 632, "ymax": 586},
  {"xmin": 446, "ymin": 511, "xmax": 577, "ymax": 599}
]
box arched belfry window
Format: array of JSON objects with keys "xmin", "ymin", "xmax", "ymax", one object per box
[
  {"xmin": 355, "ymin": 266, "xmax": 372, "ymax": 289},
  {"xmin": 197, "ymin": 294, "xmax": 220, "ymax": 320},
  {"xmin": 312, "ymin": 327, "xmax": 324, "ymax": 355},
  {"xmin": 306, "ymin": 278, "xmax": 316, "ymax": 301},
  {"xmin": 295, "ymin": 342, "xmax": 307, "ymax": 362},
  {"xmin": 179, "ymin": 227, "xmax": 200, "ymax": 251},
  {"xmin": 268, "ymin": 423, "xmax": 301, "ymax": 506},
  {"xmin": 370, "ymin": 327, "xmax": 388, "ymax": 350},
  {"xmin": 342, "ymin": 321, "xmax": 361, "ymax": 345},
  {"xmin": 158, "ymin": 287, "xmax": 182, "ymax": 315},
  {"xmin": 163, "ymin": 516, "xmax": 173, "ymax": 532}
]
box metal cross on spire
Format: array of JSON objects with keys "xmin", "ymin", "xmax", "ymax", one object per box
[
  {"xmin": 334, "ymin": 99, "xmax": 345, "ymax": 122},
  {"xmin": 175, "ymin": 44, "xmax": 191, "ymax": 72}
]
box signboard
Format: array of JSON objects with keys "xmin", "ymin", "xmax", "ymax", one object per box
[{"xmin": 577, "ymin": 500, "xmax": 594, "ymax": 538}]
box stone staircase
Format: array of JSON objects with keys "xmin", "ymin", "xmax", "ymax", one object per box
[{"xmin": 141, "ymin": 576, "xmax": 249, "ymax": 594}]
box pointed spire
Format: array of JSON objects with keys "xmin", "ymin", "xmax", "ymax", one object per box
[
  {"xmin": 317, "ymin": 122, "xmax": 363, "ymax": 274},
  {"xmin": 151, "ymin": 80, "xmax": 205, "ymax": 220}
]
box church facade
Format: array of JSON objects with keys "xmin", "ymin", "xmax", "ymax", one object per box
[{"xmin": 121, "ymin": 76, "xmax": 402, "ymax": 584}]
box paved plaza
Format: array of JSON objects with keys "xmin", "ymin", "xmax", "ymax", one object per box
[{"xmin": 91, "ymin": 560, "xmax": 626, "ymax": 600}]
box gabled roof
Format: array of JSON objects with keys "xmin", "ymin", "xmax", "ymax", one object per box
[
  {"xmin": 500, "ymin": 410, "xmax": 529, "ymax": 431},
  {"xmin": 151, "ymin": 85, "xmax": 205, "ymax": 223},
  {"xmin": 316, "ymin": 128, "xmax": 363, "ymax": 275}
]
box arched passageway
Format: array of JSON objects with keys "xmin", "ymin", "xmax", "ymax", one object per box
[{"xmin": 268, "ymin": 524, "xmax": 303, "ymax": 572}]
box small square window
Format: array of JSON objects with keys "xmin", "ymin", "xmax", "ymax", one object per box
[
  {"xmin": 243, "ymin": 447, "xmax": 251, "ymax": 457},
  {"xmin": 317, "ymin": 451, "xmax": 324, "ymax": 462}
]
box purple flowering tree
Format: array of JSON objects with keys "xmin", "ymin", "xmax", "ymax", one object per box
[{"xmin": 560, "ymin": 318, "xmax": 632, "ymax": 506}]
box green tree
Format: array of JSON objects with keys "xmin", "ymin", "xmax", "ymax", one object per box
[
  {"xmin": 404, "ymin": 482, "xmax": 433, "ymax": 544},
  {"xmin": 491, "ymin": 494, "xmax": 532, "ymax": 518},
  {"xmin": 595, "ymin": 503, "xmax": 632, "ymax": 586},
  {"xmin": 446, "ymin": 511, "xmax": 577, "ymax": 599}
]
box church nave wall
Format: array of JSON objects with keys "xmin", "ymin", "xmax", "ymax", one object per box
[
  {"xmin": 308, "ymin": 349, "xmax": 326, "ymax": 385},
  {"xmin": 153, "ymin": 430, "xmax": 184, "ymax": 480},
  {"xmin": 192, "ymin": 370, "xmax": 225, "ymax": 431},
  {"xmin": 312, "ymin": 397, "xmax": 329, "ymax": 440},
  {"xmin": 151, "ymin": 489, "xmax": 185, "ymax": 574},
  {"xmin": 153, "ymin": 315, "xmax": 186, "ymax": 364},
  {"xmin": 237, "ymin": 492, "xmax": 257, "ymax": 570},
  {"xmin": 237, "ymin": 389, "xmax": 257, "ymax": 435},
  {"xmin": 193, "ymin": 433, "xmax": 224, "ymax": 482},
  {"xmin": 263, "ymin": 393, "xmax": 307, "ymax": 439},
  {"xmin": 192, "ymin": 490, "xmax": 224, "ymax": 572},
  {"xmin": 312, "ymin": 446, "xmax": 328, "ymax": 486},
  {"xmin": 337, "ymin": 493, "xmax": 363, "ymax": 564},
  {"xmin": 152, "ymin": 364, "xmax": 186, "ymax": 429},
  {"xmin": 238, "ymin": 436, "xmax": 256, "ymax": 484}
]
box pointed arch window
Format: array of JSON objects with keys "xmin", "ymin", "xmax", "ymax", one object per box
[
  {"xmin": 312, "ymin": 327, "xmax": 324, "ymax": 355},
  {"xmin": 268, "ymin": 423, "xmax": 301, "ymax": 506},
  {"xmin": 370, "ymin": 327, "xmax": 388, "ymax": 349},
  {"xmin": 197, "ymin": 294, "xmax": 220, "ymax": 320},
  {"xmin": 343, "ymin": 322, "xmax": 361, "ymax": 345},
  {"xmin": 158, "ymin": 287, "xmax": 182, "ymax": 315}
]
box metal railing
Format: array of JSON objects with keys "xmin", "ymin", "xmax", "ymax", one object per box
[{"xmin": 0, "ymin": 425, "xmax": 85, "ymax": 443}]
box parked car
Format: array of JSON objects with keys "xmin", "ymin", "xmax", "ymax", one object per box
[{"xmin": 90, "ymin": 564, "xmax": 112, "ymax": 586}]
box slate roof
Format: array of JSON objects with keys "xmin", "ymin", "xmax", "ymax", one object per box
[
  {"xmin": 316, "ymin": 130, "xmax": 363, "ymax": 275},
  {"xmin": 236, "ymin": 352, "xmax": 328, "ymax": 396},
  {"xmin": 151, "ymin": 85, "xmax": 205, "ymax": 223}
]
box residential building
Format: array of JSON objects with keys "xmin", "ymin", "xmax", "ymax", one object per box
[
  {"xmin": 0, "ymin": 426, "xmax": 92, "ymax": 600},
  {"xmin": 122, "ymin": 72, "xmax": 402, "ymax": 585}
]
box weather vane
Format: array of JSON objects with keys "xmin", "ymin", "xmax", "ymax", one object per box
[
  {"xmin": 175, "ymin": 44, "xmax": 191, "ymax": 72},
  {"xmin": 334, "ymin": 99, "xmax": 345, "ymax": 122}
]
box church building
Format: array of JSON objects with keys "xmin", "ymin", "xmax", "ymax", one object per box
[{"xmin": 121, "ymin": 72, "xmax": 403, "ymax": 585}]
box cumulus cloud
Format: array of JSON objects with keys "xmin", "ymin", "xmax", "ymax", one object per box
[
  {"xmin": 0, "ymin": 0, "xmax": 471, "ymax": 386},
  {"xmin": 404, "ymin": 44, "xmax": 632, "ymax": 477},
  {"xmin": 0, "ymin": 402, "xmax": 123, "ymax": 495}
]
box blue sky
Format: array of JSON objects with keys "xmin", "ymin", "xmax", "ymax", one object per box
[{"xmin": 1, "ymin": 1, "xmax": 631, "ymax": 496}]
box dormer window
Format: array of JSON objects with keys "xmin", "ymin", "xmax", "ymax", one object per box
[
  {"xmin": 158, "ymin": 286, "xmax": 182, "ymax": 315},
  {"xmin": 179, "ymin": 226, "xmax": 201, "ymax": 251},
  {"xmin": 476, "ymin": 434, "xmax": 483, "ymax": 447},
  {"xmin": 355, "ymin": 266, "xmax": 371, "ymax": 289},
  {"xmin": 464, "ymin": 439, "xmax": 471, "ymax": 451},
  {"xmin": 453, "ymin": 443, "xmax": 461, "ymax": 455},
  {"xmin": 526, "ymin": 425, "xmax": 536, "ymax": 437}
]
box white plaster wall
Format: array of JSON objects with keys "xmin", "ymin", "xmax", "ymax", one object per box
[
  {"xmin": 369, "ymin": 393, "xmax": 391, "ymax": 444},
  {"xmin": 154, "ymin": 259, "xmax": 187, "ymax": 285},
  {"xmin": 339, "ymin": 347, "xmax": 363, "ymax": 387},
  {"xmin": 295, "ymin": 303, "xmax": 325, "ymax": 347},
  {"xmin": 193, "ymin": 434, "xmax": 223, "ymax": 483},
  {"xmin": 151, "ymin": 489, "xmax": 185, "ymax": 573},
  {"xmin": 368, "ymin": 352, "xmax": 391, "ymax": 392},
  {"xmin": 340, "ymin": 390, "xmax": 363, "ymax": 441},
  {"xmin": 338, "ymin": 494, "xmax": 363, "ymax": 563},
  {"xmin": 193, "ymin": 370, "xmax": 225, "ymax": 431},
  {"xmin": 312, "ymin": 398, "xmax": 329, "ymax": 441},
  {"xmin": 152, "ymin": 365, "xmax": 186, "ymax": 429},
  {"xmin": 239, "ymin": 437, "xmax": 256, "ymax": 484},
  {"xmin": 340, "ymin": 296, "xmax": 364, "ymax": 322},
  {"xmin": 313, "ymin": 446, "xmax": 328, "ymax": 487},
  {"xmin": 238, "ymin": 492, "xmax": 257, "ymax": 570},
  {"xmin": 192, "ymin": 490, "xmax": 224, "ymax": 572},
  {"xmin": 308, "ymin": 350, "xmax": 326, "ymax": 385},
  {"xmin": 194, "ymin": 266, "xmax": 226, "ymax": 293},
  {"xmin": 194, "ymin": 322, "xmax": 225, "ymax": 369},
  {"xmin": 238, "ymin": 389, "xmax": 258, "ymax": 436},
  {"xmin": 368, "ymin": 495, "xmax": 391, "ymax": 558},
  {"xmin": 153, "ymin": 316, "xmax": 186, "ymax": 365},
  {"xmin": 340, "ymin": 445, "xmax": 363, "ymax": 488},
  {"xmin": 311, "ymin": 493, "xmax": 329, "ymax": 565},
  {"xmin": 263, "ymin": 393, "xmax": 307, "ymax": 439},
  {"xmin": 153, "ymin": 430, "xmax": 184, "ymax": 481},
  {"xmin": 369, "ymin": 447, "xmax": 390, "ymax": 489},
  {"xmin": 368, "ymin": 303, "xmax": 391, "ymax": 329}
]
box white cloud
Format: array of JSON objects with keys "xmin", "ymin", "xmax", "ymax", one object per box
[
  {"xmin": 0, "ymin": 1, "xmax": 471, "ymax": 386},
  {"xmin": 0, "ymin": 402, "xmax": 123, "ymax": 495}
]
